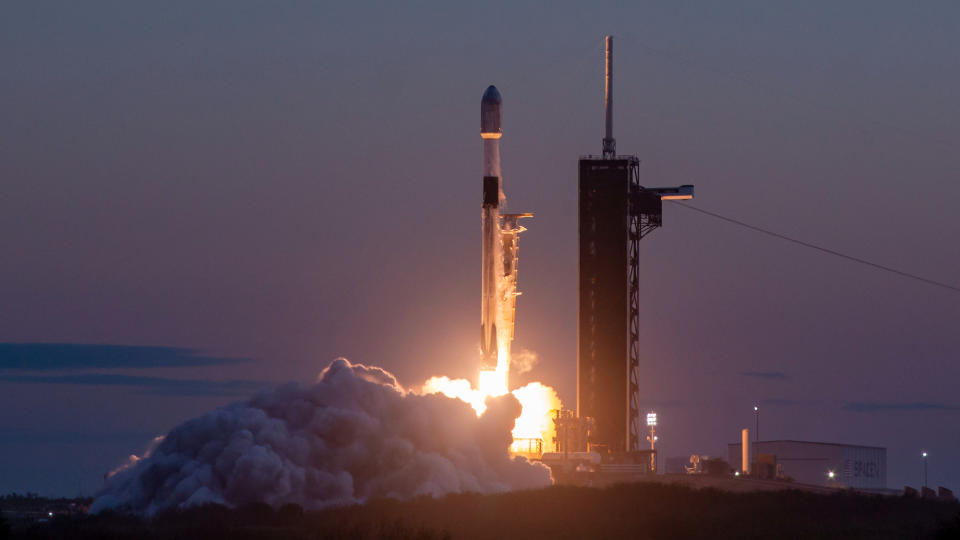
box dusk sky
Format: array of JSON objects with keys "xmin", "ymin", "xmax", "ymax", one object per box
[{"xmin": 2, "ymin": 1, "xmax": 958, "ymax": 496}]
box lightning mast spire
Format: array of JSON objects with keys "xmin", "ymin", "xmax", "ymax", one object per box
[{"xmin": 603, "ymin": 35, "xmax": 616, "ymax": 159}]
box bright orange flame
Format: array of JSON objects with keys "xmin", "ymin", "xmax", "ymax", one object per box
[
  {"xmin": 421, "ymin": 375, "xmax": 488, "ymax": 414},
  {"xmin": 510, "ymin": 381, "xmax": 561, "ymax": 444},
  {"xmin": 419, "ymin": 362, "xmax": 561, "ymax": 459}
]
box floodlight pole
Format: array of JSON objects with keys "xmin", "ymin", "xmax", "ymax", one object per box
[
  {"xmin": 646, "ymin": 412, "xmax": 657, "ymax": 473},
  {"xmin": 754, "ymin": 405, "xmax": 759, "ymax": 467}
]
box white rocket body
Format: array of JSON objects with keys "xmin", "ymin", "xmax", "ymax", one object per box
[{"xmin": 480, "ymin": 86, "xmax": 503, "ymax": 370}]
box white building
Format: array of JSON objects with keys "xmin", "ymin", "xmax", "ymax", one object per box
[{"xmin": 727, "ymin": 440, "xmax": 886, "ymax": 490}]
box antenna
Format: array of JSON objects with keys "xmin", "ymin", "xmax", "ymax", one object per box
[{"xmin": 602, "ymin": 35, "xmax": 616, "ymax": 159}]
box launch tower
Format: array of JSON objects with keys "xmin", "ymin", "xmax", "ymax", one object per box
[{"xmin": 577, "ymin": 36, "xmax": 694, "ymax": 455}]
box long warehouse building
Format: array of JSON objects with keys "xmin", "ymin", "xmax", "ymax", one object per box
[{"xmin": 728, "ymin": 440, "xmax": 887, "ymax": 490}]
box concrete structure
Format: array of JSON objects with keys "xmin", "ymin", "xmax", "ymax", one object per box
[
  {"xmin": 578, "ymin": 154, "xmax": 631, "ymax": 453},
  {"xmin": 741, "ymin": 429, "xmax": 750, "ymax": 474},
  {"xmin": 728, "ymin": 440, "xmax": 886, "ymax": 490}
]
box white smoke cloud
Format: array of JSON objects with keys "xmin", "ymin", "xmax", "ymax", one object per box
[
  {"xmin": 91, "ymin": 358, "xmax": 552, "ymax": 515},
  {"xmin": 509, "ymin": 348, "xmax": 539, "ymax": 376}
]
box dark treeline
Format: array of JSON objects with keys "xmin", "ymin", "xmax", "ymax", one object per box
[{"xmin": 6, "ymin": 483, "xmax": 960, "ymax": 540}]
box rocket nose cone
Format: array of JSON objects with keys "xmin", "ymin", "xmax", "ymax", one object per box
[
  {"xmin": 481, "ymin": 85, "xmax": 502, "ymax": 135},
  {"xmin": 481, "ymin": 85, "xmax": 502, "ymax": 106}
]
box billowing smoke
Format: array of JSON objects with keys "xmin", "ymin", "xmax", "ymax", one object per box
[
  {"xmin": 91, "ymin": 358, "xmax": 552, "ymax": 515},
  {"xmin": 509, "ymin": 348, "xmax": 539, "ymax": 377}
]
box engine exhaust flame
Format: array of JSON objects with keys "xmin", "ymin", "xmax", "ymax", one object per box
[
  {"xmin": 428, "ymin": 310, "xmax": 559, "ymax": 455},
  {"xmin": 419, "ymin": 370, "xmax": 561, "ymax": 459}
]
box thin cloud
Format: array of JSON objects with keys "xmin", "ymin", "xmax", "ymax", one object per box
[
  {"xmin": 842, "ymin": 401, "xmax": 960, "ymax": 412},
  {"xmin": 0, "ymin": 343, "xmax": 249, "ymax": 371},
  {"xmin": 0, "ymin": 428, "xmax": 159, "ymax": 445},
  {"xmin": 0, "ymin": 373, "xmax": 268, "ymax": 397},
  {"xmin": 760, "ymin": 398, "xmax": 801, "ymax": 406},
  {"xmin": 740, "ymin": 371, "xmax": 790, "ymax": 380}
]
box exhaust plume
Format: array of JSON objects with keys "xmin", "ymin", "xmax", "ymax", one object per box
[
  {"xmin": 91, "ymin": 358, "xmax": 551, "ymax": 515},
  {"xmin": 509, "ymin": 348, "xmax": 539, "ymax": 377}
]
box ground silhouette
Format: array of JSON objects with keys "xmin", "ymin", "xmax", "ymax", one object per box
[{"xmin": 7, "ymin": 482, "xmax": 960, "ymax": 539}]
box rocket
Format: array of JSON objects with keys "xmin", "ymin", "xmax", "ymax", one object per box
[
  {"xmin": 480, "ymin": 85, "xmax": 503, "ymax": 370},
  {"xmin": 479, "ymin": 85, "xmax": 532, "ymax": 377}
]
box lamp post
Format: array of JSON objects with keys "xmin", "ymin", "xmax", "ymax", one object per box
[
  {"xmin": 753, "ymin": 405, "xmax": 759, "ymax": 466},
  {"xmin": 922, "ymin": 451, "xmax": 928, "ymax": 488},
  {"xmin": 646, "ymin": 412, "xmax": 657, "ymax": 473}
]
